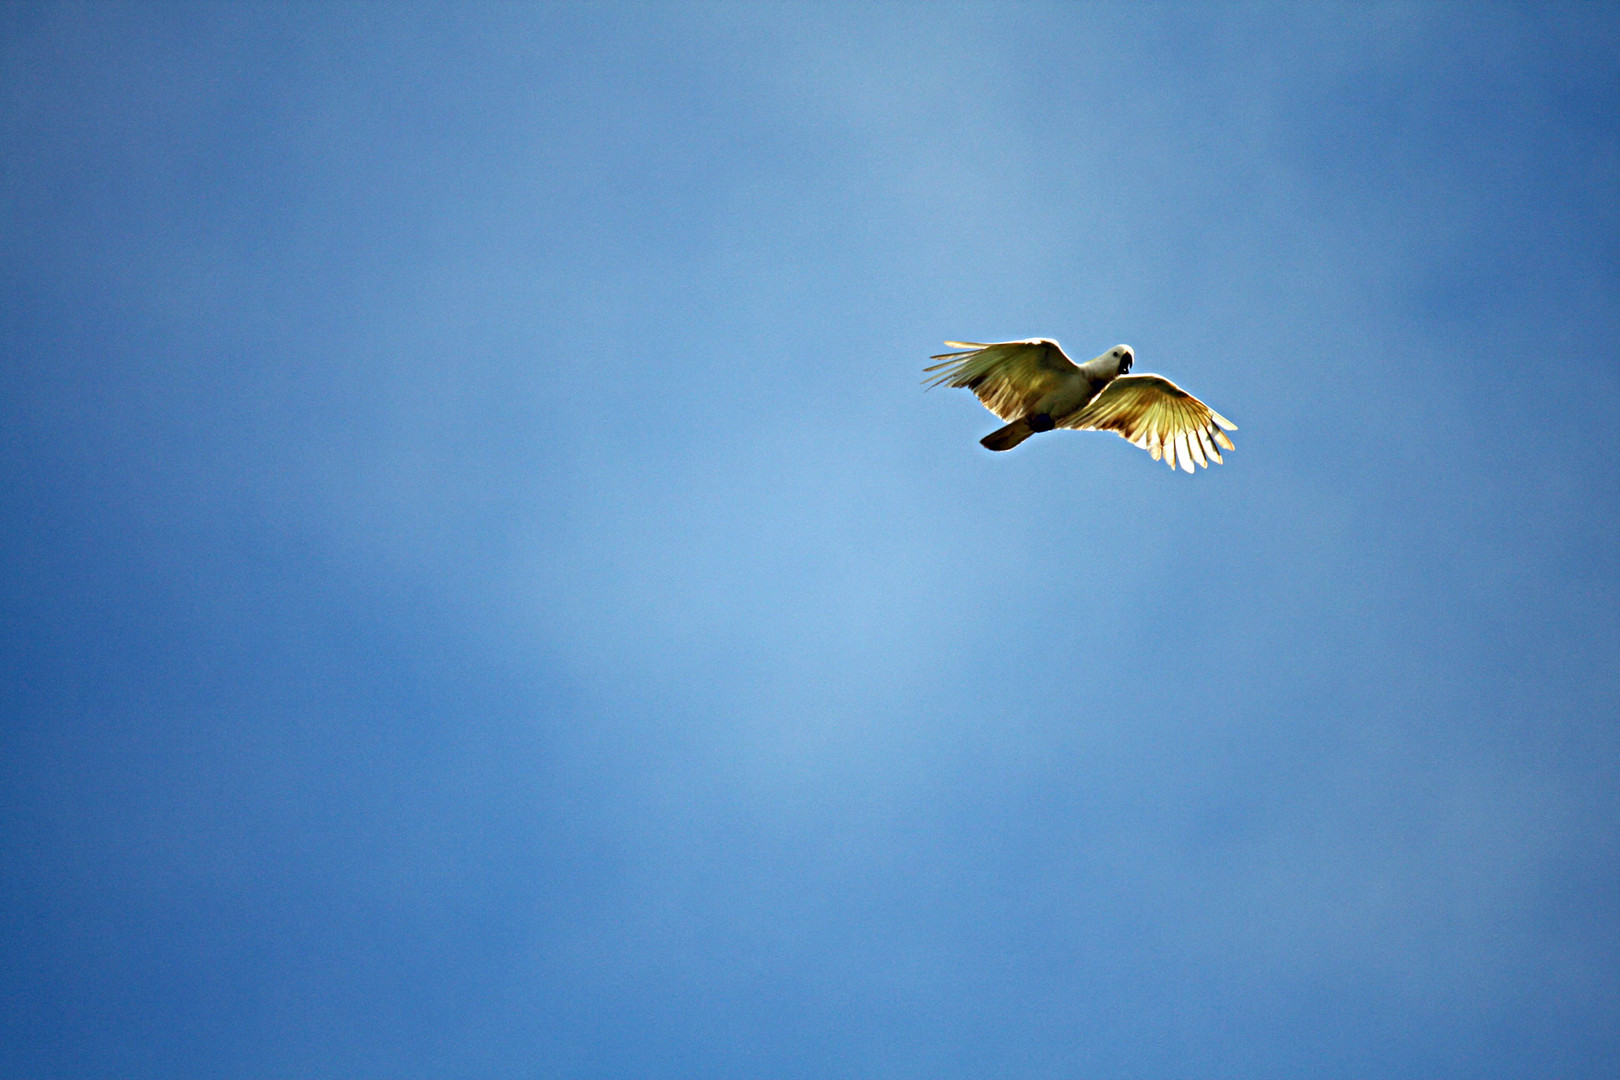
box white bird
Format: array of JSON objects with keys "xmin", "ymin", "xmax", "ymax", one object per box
[{"xmin": 924, "ymin": 338, "xmax": 1236, "ymax": 471}]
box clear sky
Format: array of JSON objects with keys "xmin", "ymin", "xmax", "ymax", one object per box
[{"xmin": 3, "ymin": 4, "xmax": 1617, "ymax": 1077}]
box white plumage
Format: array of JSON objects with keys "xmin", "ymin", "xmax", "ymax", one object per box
[{"xmin": 924, "ymin": 338, "xmax": 1236, "ymax": 472}]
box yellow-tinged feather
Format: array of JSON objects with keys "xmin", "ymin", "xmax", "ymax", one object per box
[
  {"xmin": 1055, "ymin": 372, "xmax": 1236, "ymax": 472},
  {"xmin": 925, "ymin": 340, "xmax": 1236, "ymax": 473},
  {"xmin": 921, "ymin": 339, "xmax": 1084, "ymax": 423}
]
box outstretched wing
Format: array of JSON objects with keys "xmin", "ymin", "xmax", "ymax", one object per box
[
  {"xmin": 922, "ymin": 339, "xmax": 1080, "ymax": 422},
  {"xmin": 1062, "ymin": 374, "xmax": 1237, "ymax": 473}
]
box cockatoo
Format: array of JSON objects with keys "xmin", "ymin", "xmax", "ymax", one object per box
[{"xmin": 924, "ymin": 338, "xmax": 1236, "ymax": 471}]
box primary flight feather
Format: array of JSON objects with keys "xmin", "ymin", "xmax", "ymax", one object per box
[{"xmin": 923, "ymin": 338, "xmax": 1236, "ymax": 471}]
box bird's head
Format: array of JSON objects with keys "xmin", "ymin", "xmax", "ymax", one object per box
[{"xmin": 1115, "ymin": 345, "xmax": 1134, "ymax": 374}]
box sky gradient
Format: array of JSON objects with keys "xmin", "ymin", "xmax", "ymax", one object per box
[{"xmin": 3, "ymin": 4, "xmax": 1618, "ymax": 1077}]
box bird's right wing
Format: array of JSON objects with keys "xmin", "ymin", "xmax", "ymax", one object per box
[
  {"xmin": 922, "ymin": 339, "xmax": 1080, "ymax": 422},
  {"xmin": 1062, "ymin": 373, "xmax": 1237, "ymax": 472}
]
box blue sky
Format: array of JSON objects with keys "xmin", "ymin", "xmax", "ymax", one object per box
[{"xmin": 3, "ymin": 4, "xmax": 1617, "ymax": 1077}]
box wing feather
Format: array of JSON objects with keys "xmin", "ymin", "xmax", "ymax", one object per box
[
  {"xmin": 922, "ymin": 339, "xmax": 1081, "ymax": 422},
  {"xmin": 1060, "ymin": 373, "xmax": 1237, "ymax": 471},
  {"xmin": 1185, "ymin": 427, "xmax": 1207, "ymax": 469}
]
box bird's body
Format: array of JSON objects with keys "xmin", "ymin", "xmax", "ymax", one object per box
[{"xmin": 924, "ymin": 338, "xmax": 1236, "ymax": 471}]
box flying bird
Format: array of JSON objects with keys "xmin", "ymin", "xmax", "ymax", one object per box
[{"xmin": 924, "ymin": 338, "xmax": 1236, "ymax": 471}]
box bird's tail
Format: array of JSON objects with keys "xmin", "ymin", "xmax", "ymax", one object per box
[{"xmin": 981, "ymin": 419, "xmax": 1034, "ymax": 452}]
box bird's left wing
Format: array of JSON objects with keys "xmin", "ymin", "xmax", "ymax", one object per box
[
  {"xmin": 922, "ymin": 339, "xmax": 1079, "ymax": 422},
  {"xmin": 1062, "ymin": 374, "xmax": 1237, "ymax": 472}
]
